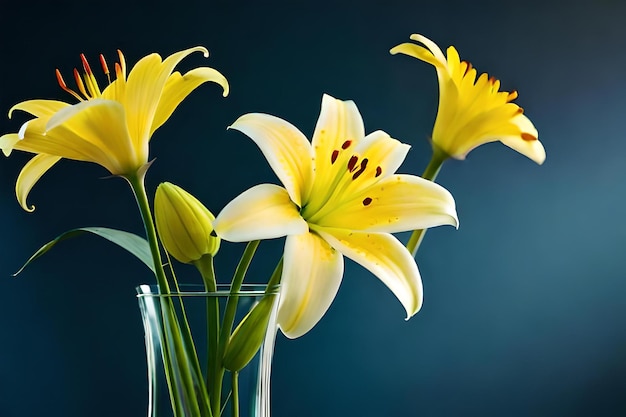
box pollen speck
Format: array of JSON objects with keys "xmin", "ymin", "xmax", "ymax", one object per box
[
  {"xmin": 521, "ymin": 133, "xmax": 537, "ymax": 141},
  {"xmin": 331, "ymin": 150, "xmax": 339, "ymax": 164},
  {"xmin": 362, "ymin": 197, "xmax": 372, "ymax": 206},
  {"xmin": 341, "ymin": 140, "xmax": 352, "ymax": 149},
  {"xmin": 375, "ymin": 166, "xmax": 382, "ymax": 177}
]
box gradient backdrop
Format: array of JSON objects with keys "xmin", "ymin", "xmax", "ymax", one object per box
[{"xmin": 1, "ymin": 1, "xmax": 625, "ymax": 416}]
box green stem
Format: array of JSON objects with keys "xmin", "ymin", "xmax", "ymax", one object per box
[
  {"xmin": 126, "ymin": 172, "xmax": 171, "ymax": 293},
  {"xmin": 232, "ymin": 372, "xmax": 240, "ymax": 417},
  {"xmin": 265, "ymin": 258, "xmax": 283, "ymax": 292},
  {"xmin": 194, "ymin": 255, "xmax": 220, "ymax": 407},
  {"xmin": 126, "ymin": 172, "xmax": 210, "ymax": 417},
  {"xmin": 211, "ymin": 240, "xmax": 260, "ymax": 416},
  {"xmin": 406, "ymin": 146, "xmax": 448, "ymax": 257}
]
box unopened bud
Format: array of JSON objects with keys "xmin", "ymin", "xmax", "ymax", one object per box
[{"xmin": 154, "ymin": 182, "xmax": 220, "ymax": 264}]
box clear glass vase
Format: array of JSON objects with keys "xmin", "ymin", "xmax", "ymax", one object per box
[{"xmin": 137, "ymin": 284, "xmax": 279, "ymax": 417}]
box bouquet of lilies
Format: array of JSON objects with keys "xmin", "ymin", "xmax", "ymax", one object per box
[{"xmin": 1, "ymin": 34, "xmax": 545, "ymax": 417}]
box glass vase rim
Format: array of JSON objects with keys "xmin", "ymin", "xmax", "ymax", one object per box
[{"xmin": 136, "ymin": 283, "xmax": 280, "ymax": 298}]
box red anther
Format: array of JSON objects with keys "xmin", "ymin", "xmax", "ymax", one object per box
[
  {"xmin": 341, "ymin": 140, "xmax": 352, "ymax": 149},
  {"xmin": 114, "ymin": 62, "xmax": 122, "ymax": 76},
  {"xmin": 80, "ymin": 53, "xmax": 93, "ymax": 74},
  {"xmin": 347, "ymin": 155, "xmax": 358, "ymax": 172},
  {"xmin": 362, "ymin": 197, "xmax": 373, "ymax": 206},
  {"xmin": 55, "ymin": 69, "xmax": 68, "ymax": 89},
  {"xmin": 99, "ymin": 54, "xmax": 110, "ymax": 75},
  {"xmin": 521, "ymin": 133, "xmax": 537, "ymax": 141},
  {"xmin": 375, "ymin": 166, "xmax": 382, "ymax": 177},
  {"xmin": 489, "ymin": 76, "xmax": 496, "ymax": 84},
  {"xmin": 516, "ymin": 107, "xmax": 524, "ymax": 115},
  {"xmin": 331, "ymin": 150, "xmax": 339, "ymax": 164}
]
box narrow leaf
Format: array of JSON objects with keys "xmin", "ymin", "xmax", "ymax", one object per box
[{"xmin": 14, "ymin": 226, "xmax": 154, "ymax": 275}]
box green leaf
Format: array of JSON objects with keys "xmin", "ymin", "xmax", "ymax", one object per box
[
  {"xmin": 223, "ymin": 294, "xmax": 276, "ymax": 372},
  {"xmin": 14, "ymin": 227, "xmax": 154, "ymax": 276}
]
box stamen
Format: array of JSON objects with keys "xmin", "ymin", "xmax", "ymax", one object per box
[
  {"xmin": 341, "ymin": 140, "xmax": 352, "ymax": 149},
  {"xmin": 73, "ymin": 68, "xmax": 89, "ymax": 98},
  {"xmin": 80, "ymin": 53, "xmax": 93, "ymax": 75},
  {"xmin": 352, "ymin": 158, "xmax": 368, "ymax": 180},
  {"xmin": 55, "ymin": 69, "xmax": 83, "ymax": 101},
  {"xmin": 521, "ymin": 133, "xmax": 537, "ymax": 141},
  {"xmin": 331, "ymin": 150, "xmax": 339, "ymax": 164},
  {"xmin": 114, "ymin": 62, "xmax": 123, "ymax": 78},
  {"xmin": 508, "ymin": 90, "xmax": 518, "ymax": 101},
  {"xmin": 347, "ymin": 155, "xmax": 358, "ymax": 172},
  {"xmin": 117, "ymin": 49, "xmax": 127, "ymax": 79},
  {"xmin": 100, "ymin": 54, "xmax": 111, "ymax": 84},
  {"xmin": 375, "ymin": 166, "xmax": 382, "ymax": 177},
  {"xmin": 362, "ymin": 197, "xmax": 372, "ymax": 206}
]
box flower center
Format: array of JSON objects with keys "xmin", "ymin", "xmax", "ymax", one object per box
[
  {"xmin": 55, "ymin": 50, "xmax": 126, "ymax": 102},
  {"xmin": 303, "ymin": 139, "xmax": 382, "ymax": 223}
]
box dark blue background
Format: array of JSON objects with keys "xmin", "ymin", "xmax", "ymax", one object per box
[{"xmin": 1, "ymin": 1, "xmax": 625, "ymax": 416}]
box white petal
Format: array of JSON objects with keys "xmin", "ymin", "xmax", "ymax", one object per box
[
  {"xmin": 229, "ymin": 113, "xmax": 314, "ymax": 207},
  {"xmin": 316, "ymin": 174, "xmax": 458, "ymax": 233},
  {"xmin": 213, "ymin": 184, "xmax": 308, "ymax": 242},
  {"xmin": 308, "ymin": 94, "xmax": 365, "ymax": 203},
  {"xmin": 316, "ymin": 228, "xmax": 423, "ymax": 318},
  {"xmin": 500, "ymin": 114, "xmax": 546, "ymax": 165},
  {"xmin": 278, "ymin": 232, "xmax": 344, "ymax": 339}
]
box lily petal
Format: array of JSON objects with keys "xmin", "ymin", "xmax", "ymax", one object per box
[
  {"xmin": 46, "ymin": 98, "xmax": 140, "ymax": 174},
  {"xmin": 9, "ymin": 99, "xmax": 69, "ymax": 119},
  {"xmin": 125, "ymin": 46, "xmax": 209, "ymax": 151},
  {"xmin": 151, "ymin": 67, "xmax": 229, "ymax": 136},
  {"xmin": 316, "ymin": 174, "xmax": 458, "ymax": 233},
  {"xmin": 316, "ymin": 227, "xmax": 423, "ymax": 318},
  {"xmin": 213, "ymin": 184, "xmax": 308, "ymax": 242},
  {"xmin": 16, "ymin": 154, "xmax": 62, "ymax": 212},
  {"xmin": 389, "ymin": 42, "xmax": 446, "ymax": 71},
  {"xmin": 0, "ymin": 133, "xmax": 20, "ymax": 156},
  {"xmin": 499, "ymin": 114, "xmax": 546, "ymax": 164},
  {"xmin": 309, "ymin": 94, "xmax": 365, "ymax": 203},
  {"xmin": 229, "ymin": 113, "xmax": 313, "ymax": 207},
  {"xmin": 278, "ymin": 232, "xmax": 344, "ymax": 339}
]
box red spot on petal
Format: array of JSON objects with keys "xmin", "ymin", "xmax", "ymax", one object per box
[
  {"xmin": 362, "ymin": 197, "xmax": 372, "ymax": 206},
  {"xmin": 331, "ymin": 150, "xmax": 339, "ymax": 164},
  {"xmin": 341, "ymin": 140, "xmax": 352, "ymax": 149},
  {"xmin": 521, "ymin": 133, "xmax": 537, "ymax": 141},
  {"xmin": 347, "ymin": 155, "xmax": 358, "ymax": 172},
  {"xmin": 352, "ymin": 159, "xmax": 368, "ymax": 180},
  {"xmin": 375, "ymin": 166, "xmax": 382, "ymax": 177}
]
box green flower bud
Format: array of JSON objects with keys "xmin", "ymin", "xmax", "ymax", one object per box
[
  {"xmin": 223, "ymin": 294, "xmax": 277, "ymax": 372},
  {"xmin": 154, "ymin": 182, "xmax": 220, "ymax": 264}
]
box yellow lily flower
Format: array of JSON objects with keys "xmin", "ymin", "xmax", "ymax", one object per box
[
  {"xmin": 390, "ymin": 34, "xmax": 545, "ymax": 164},
  {"xmin": 0, "ymin": 47, "xmax": 229, "ymax": 211},
  {"xmin": 213, "ymin": 94, "xmax": 458, "ymax": 339}
]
